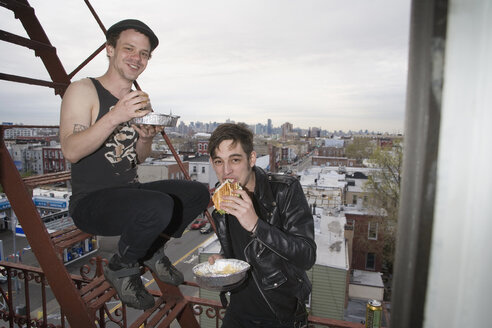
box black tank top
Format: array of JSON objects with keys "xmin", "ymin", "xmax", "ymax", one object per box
[{"xmin": 69, "ymin": 78, "xmax": 138, "ymax": 214}]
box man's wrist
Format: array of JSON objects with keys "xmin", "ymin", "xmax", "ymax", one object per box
[
  {"xmin": 250, "ymin": 219, "xmax": 259, "ymax": 234},
  {"xmin": 138, "ymin": 136, "xmax": 153, "ymax": 144}
]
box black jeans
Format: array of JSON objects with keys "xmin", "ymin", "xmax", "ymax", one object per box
[
  {"xmin": 221, "ymin": 307, "xmax": 308, "ymax": 328},
  {"xmin": 71, "ymin": 180, "xmax": 210, "ymax": 263}
]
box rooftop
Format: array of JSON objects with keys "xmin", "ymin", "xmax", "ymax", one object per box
[
  {"xmin": 351, "ymin": 270, "xmax": 385, "ymax": 288},
  {"xmin": 314, "ymin": 212, "xmax": 349, "ymax": 270},
  {"xmin": 299, "ymin": 167, "xmax": 347, "ymax": 189}
]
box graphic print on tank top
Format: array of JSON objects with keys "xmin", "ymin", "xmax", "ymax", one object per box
[{"xmin": 103, "ymin": 107, "xmax": 138, "ymax": 174}]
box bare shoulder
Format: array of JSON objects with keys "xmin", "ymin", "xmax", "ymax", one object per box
[
  {"xmin": 64, "ymin": 78, "xmax": 97, "ymax": 99},
  {"xmin": 60, "ymin": 78, "xmax": 98, "ymax": 129},
  {"xmin": 61, "ymin": 78, "xmax": 98, "ymax": 112}
]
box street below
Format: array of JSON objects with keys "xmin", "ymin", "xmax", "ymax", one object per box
[{"xmin": 0, "ymin": 222, "xmax": 216, "ymax": 324}]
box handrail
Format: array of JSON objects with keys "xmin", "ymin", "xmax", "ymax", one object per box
[{"xmin": 0, "ymin": 260, "xmax": 368, "ymax": 328}]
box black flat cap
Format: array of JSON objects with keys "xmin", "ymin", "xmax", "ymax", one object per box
[{"xmin": 106, "ymin": 19, "xmax": 159, "ymax": 51}]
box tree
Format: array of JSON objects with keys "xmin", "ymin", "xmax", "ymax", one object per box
[
  {"xmin": 345, "ymin": 137, "xmax": 376, "ymax": 164},
  {"xmin": 363, "ymin": 140, "xmax": 403, "ymax": 274}
]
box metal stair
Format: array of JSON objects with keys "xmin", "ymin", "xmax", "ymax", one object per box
[{"xmin": 0, "ymin": 1, "xmax": 203, "ymax": 326}]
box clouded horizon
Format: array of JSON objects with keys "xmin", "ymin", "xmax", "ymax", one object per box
[{"xmin": 0, "ymin": 0, "xmax": 411, "ymax": 133}]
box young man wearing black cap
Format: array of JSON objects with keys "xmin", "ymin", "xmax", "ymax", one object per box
[{"xmin": 59, "ymin": 19, "xmax": 210, "ymax": 310}]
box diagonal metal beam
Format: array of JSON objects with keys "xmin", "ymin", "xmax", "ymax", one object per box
[
  {"xmin": 5, "ymin": 0, "xmax": 71, "ymax": 96},
  {"xmin": 0, "ymin": 29, "xmax": 55, "ymax": 52},
  {"xmin": 0, "ymin": 72, "xmax": 68, "ymax": 92},
  {"xmin": 0, "ymin": 126, "xmax": 97, "ymax": 327}
]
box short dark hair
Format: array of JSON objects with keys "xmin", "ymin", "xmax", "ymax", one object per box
[{"xmin": 208, "ymin": 123, "xmax": 254, "ymax": 158}]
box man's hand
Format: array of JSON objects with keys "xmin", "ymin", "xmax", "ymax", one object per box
[
  {"xmin": 133, "ymin": 124, "xmax": 164, "ymax": 141},
  {"xmin": 134, "ymin": 123, "xmax": 163, "ymax": 162},
  {"xmin": 208, "ymin": 254, "xmax": 224, "ymax": 265},
  {"xmin": 110, "ymin": 90, "xmax": 152, "ymax": 125},
  {"xmin": 220, "ymin": 189, "xmax": 259, "ymax": 232}
]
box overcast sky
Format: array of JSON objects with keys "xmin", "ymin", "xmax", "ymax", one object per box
[{"xmin": 0, "ymin": 0, "xmax": 411, "ymax": 133}]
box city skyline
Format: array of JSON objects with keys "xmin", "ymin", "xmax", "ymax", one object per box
[
  {"xmin": 0, "ymin": 0, "xmax": 411, "ymax": 133},
  {"xmin": 3, "ymin": 118, "xmax": 402, "ymax": 136}
]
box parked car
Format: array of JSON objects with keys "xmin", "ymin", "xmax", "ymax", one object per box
[
  {"xmin": 200, "ymin": 223, "xmax": 213, "ymax": 234},
  {"xmin": 190, "ymin": 218, "xmax": 207, "ymax": 230}
]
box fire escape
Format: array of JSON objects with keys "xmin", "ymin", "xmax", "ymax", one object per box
[{"xmin": 0, "ymin": 0, "xmax": 368, "ymax": 327}]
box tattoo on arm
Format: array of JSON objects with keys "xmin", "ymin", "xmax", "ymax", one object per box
[{"xmin": 73, "ymin": 124, "xmax": 88, "ymax": 134}]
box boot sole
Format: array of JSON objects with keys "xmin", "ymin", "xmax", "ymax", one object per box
[{"xmin": 144, "ymin": 261, "xmax": 184, "ymax": 286}]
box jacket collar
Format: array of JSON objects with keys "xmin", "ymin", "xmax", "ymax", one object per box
[{"xmin": 253, "ymin": 166, "xmax": 276, "ymax": 211}]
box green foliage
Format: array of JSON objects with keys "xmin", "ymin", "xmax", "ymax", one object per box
[
  {"xmin": 365, "ymin": 143, "xmax": 402, "ymax": 217},
  {"xmin": 345, "ymin": 137, "xmax": 376, "ymax": 164},
  {"xmin": 21, "ymin": 170, "xmax": 35, "ymax": 178},
  {"xmin": 363, "ymin": 141, "xmax": 403, "ymax": 273}
]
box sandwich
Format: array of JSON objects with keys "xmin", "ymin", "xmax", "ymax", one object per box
[{"xmin": 212, "ymin": 179, "xmax": 242, "ymax": 214}]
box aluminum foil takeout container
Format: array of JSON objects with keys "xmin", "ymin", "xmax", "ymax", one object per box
[
  {"xmin": 131, "ymin": 113, "xmax": 180, "ymax": 127},
  {"xmin": 193, "ymin": 259, "xmax": 250, "ymax": 291}
]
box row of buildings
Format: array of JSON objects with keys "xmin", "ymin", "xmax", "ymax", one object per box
[
  {"xmin": 3, "ymin": 125, "xmax": 397, "ymax": 324},
  {"xmin": 197, "ymin": 164, "xmax": 390, "ymax": 326}
]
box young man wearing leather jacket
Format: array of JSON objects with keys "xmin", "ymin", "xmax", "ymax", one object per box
[{"xmin": 208, "ymin": 123, "xmax": 317, "ymax": 328}]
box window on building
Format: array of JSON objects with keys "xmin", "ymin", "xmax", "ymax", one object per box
[
  {"xmin": 193, "ymin": 166, "xmax": 197, "ymax": 173},
  {"xmin": 366, "ymin": 252, "xmax": 376, "ymax": 270},
  {"xmin": 352, "ymin": 195, "xmax": 357, "ymax": 205},
  {"xmin": 202, "ymin": 167, "xmax": 205, "ymax": 173},
  {"xmin": 368, "ymin": 221, "xmax": 378, "ymax": 240}
]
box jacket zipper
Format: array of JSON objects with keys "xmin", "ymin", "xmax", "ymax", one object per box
[
  {"xmin": 254, "ymin": 236, "xmax": 289, "ymax": 261},
  {"xmin": 243, "ymin": 238, "xmax": 278, "ymax": 318}
]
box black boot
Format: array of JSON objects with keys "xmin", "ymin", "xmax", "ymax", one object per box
[
  {"xmin": 144, "ymin": 246, "xmax": 184, "ymax": 286},
  {"xmin": 104, "ymin": 254, "xmax": 155, "ymax": 310}
]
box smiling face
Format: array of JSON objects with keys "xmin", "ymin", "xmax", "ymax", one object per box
[
  {"xmin": 211, "ymin": 139, "xmax": 257, "ymax": 192},
  {"xmin": 106, "ymin": 29, "xmax": 151, "ymax": 82}
]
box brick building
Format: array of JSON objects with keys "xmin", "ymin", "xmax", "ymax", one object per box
[
  {"xmin": 43, "ymin": 146, "xmax": 70, "ymax": 173},
  {"xmin": 345, "ymin": 212, "xmax": 384, "ymax": 273},
  {"xmin": 197, "ymin": 140, "xmax": 209, "ymax": 155}
]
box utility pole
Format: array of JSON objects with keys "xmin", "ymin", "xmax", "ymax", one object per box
[{"xmin": 11, "ymin": 212, "xmax": 20, "ymax": 292}]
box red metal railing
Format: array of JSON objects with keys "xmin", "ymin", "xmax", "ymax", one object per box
[{"xmin": 0, "ymin": 260, "xmax": 366, "ymax": 328}]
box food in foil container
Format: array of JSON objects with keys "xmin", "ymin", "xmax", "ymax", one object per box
[
  {"xmin": 193, "ymin": 259, "xmax": 250, "ymax": 291},
  {"xmin": 130, "ymin": 113, "xmax": 180, "ymax": 127}
]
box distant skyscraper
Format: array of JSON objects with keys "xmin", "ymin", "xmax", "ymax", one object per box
[
  {"xmin": 281, "ymin": 122, "xmax": 293, "ymax": 139},
  {"xmin": 267, "ymin": 119, "xmax": 272, "ymax": 135}
]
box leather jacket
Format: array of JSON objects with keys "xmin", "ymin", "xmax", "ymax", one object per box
[{"xmin": 212, "ymin": 166, "xmax": 317, "ymax": 322}]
